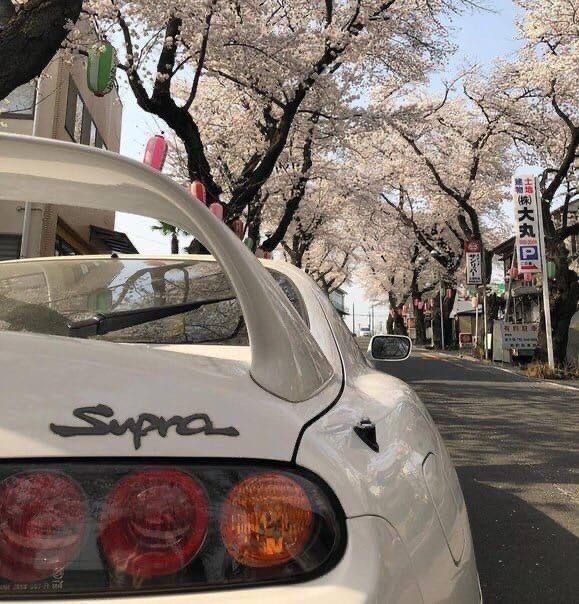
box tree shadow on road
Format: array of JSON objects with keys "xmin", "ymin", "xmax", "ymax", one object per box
[{"xmin": 459, "ymin": 467, "xmax": 579, "ymax": 603}]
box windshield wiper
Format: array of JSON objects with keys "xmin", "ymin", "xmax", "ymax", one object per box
[{"xmin": 67, "ymin": 297, "xmax": 236, "ymax": 338}]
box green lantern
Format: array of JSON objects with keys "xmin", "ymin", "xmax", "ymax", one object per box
[
  {"xmin": 87, "ymin": 41, "xmax": 116, "ymax": 97},
  {"xmin": 243, "ymin": 237, "xmax": 254, "ymax": 250},
  {"xmin": 547, "ymin": 261, "xmax": 556, "ymax": 279}
]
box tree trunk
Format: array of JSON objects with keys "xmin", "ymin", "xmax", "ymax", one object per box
[
  {"xmin": 171, "ymin": 232, "xmax": 179, "ymax": 254},
  {"xmin": 387, "ymin": 308, "xmax": 408, "ymax": 336},
  {"xmin": 415, "ymin": 306, "xmax": 427, "ymax": 345},
  {"xmin": 537, "ymin": 240, "xmax": 579, "ymax": 365},
  {"xmin": 432, "ymin": 290, "xmax": 456, "ymax": 349},
  {"xmin": 0, "ymin": 0, "xmax": 82, "ymax": 101}
]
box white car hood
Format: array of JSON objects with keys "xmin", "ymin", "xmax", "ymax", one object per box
[{"xmin": 0, "ymin": 331, "xmax": 341, "ymax": 461}]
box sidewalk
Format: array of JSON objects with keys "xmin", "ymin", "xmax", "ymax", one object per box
[{"xmin": 416, "ymin": 346, "xmax": 579, "ymax": 392}]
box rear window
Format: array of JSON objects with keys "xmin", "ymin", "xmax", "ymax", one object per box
[{"xmin": 0, "ymin": 258, "xmax": 307, "ymax": 346}]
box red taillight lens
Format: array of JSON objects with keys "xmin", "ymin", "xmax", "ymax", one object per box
[
  {"xmin": 0, "ymin": 471, "xmax": 87, "ymax": 583},
  {"xmin": 99, "ymin": 469, "xmax": 209, "ymax": 579},
  {"xmin": 220, "ymin": 473, "xmax": 313, "ymax": 567},
  {"xmin": 0, "ymin": 463, "xmax": 345, "ymax": 597}
]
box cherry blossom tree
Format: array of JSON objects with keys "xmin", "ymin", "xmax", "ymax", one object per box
[
  {"xmin": 347, "ymin": 79, "xmax": 512, "ymax": 344},
  {"xmin": 0, "ymin": 0, "xmax": 83, "ymax": 100},
  {"xmin": 76, "ymin": 0, "xmax": 469, "ymax": 223},
  {"xmin": 490, "ymin": 0, "xmax": 579, "ymax": 364}
]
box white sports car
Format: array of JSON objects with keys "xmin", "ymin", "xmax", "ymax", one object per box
[{"xmin": 0, "ymin": 134, "xmax": 480, "ymax": 603}]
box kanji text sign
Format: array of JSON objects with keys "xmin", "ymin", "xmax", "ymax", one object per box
[
  {"xmin": 465, "ymin": 239, "xmax": 483, "ymax": 285},
  {"xmin": 502, "ymin": 322, "xmax": 539, "ymax": 349},
  {"xmin": 512, "ymin": 176, "xmax": 542, "ymax": 274}
]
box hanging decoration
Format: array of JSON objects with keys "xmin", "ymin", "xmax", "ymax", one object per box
[
  {"xmin": 209, "ymin": 202, "xmax": 224, "ymax": 221},
  {"xmin": 190, "ymin": 181, "xmax": 207, "ymax": 205},
  {"xmin": 243, "ymin": 237, "xmax": 254, "ymax": 250},
  {"xmin": 143, "ymin": 135, "xmax": 168, "ymax": 171},
  {"xmin": 87, "ymin": 42, "xmax": 116, "ymax": 97}
]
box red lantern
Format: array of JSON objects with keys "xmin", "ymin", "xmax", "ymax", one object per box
[
  {"xmin": 143, "ymin": 135, "xmax": 168, "ymax": 171},
  {"xmin": 190, "ymin": 181, "xmax": 206, "ymax": 205},
  {"xmin": 263, "ymin": 250, "xmax": 271, "ymax": 260},
  {"xmin": 209, "ymin": 202, "xmax": 224, "ymax": 221},
  {"xmin": 231, "ymin": 218, "xmax": 244, "ymax": 239}
]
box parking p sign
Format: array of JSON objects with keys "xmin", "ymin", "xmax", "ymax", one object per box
[{"xmin": 512, "ymin": 176, "xmax": 542, "ymax": 274}]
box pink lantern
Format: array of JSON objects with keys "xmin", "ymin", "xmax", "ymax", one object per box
[
  {"xmin": 143, "ymin": 134, "xmax": 168, "ymax": 171},
  {"xmin": 417, "ymin": 301, "xmax": 424, "ymax": 310},
  {"xmin": 209, "ymin": 202, "xmax": 224, "ymax": 221},
  {"xmin": 413, "ymin": 299, "xmax": 419, "ymax": 308},
  {"xmin": 472, "ymin": 296, "xmax": 479, "ymax": 309},
  {"xmin": 523, "ymin": 272, "xmax": 534, "ymax": 282},
  {"xmin": 231, "ymin": 218, "xmax": 244, "ymax": 239},
  {"xmin": 190, "ymin": 181, "xmax": 206, "ymax": 205}
]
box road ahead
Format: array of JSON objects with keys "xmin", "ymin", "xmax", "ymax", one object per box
[{"xmin": 381, "ymin": 350, "xmax": 578, "ymax": 603}]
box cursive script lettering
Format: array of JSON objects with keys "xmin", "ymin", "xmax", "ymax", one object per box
[{"xmin": 50, "ymin": 405, "xmax": 240, "ymax": 450}]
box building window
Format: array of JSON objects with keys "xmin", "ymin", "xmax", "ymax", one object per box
[
  {"xmin": 0, "ymin": 81, "xmax": 36, "ymax": 119},
  {"xmin": 55, "ymin": 236, "xmax": 79, "ymax": 256},
  {"xmin": 64, "ymin": 76, "xmax": 106, "ymax": 148},
  {"xmin": 95, "ymin": 130, "xmax": 107, "ymax": 150},
  {"xmin": 65, "ymin": 78, "xmax": 78, "ymax": 140},
  {"xmin": 90, "ymin": 121, "xmax": 98, "ymax": 146},
  {"xmin": 0, "ymin": 235, "xmax": 22, "ymax": 261},
  {"xmin": 74, "ymin": 95, "xmax": 85, "ymax": 142}
]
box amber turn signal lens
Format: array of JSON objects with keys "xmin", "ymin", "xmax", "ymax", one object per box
[{"xmin": 220, "ymin": 472, "xmax": 313, "ymax": 568}]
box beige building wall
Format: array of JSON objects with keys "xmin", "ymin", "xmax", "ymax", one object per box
[{"xmin": 1, "ymin": 51, "xmax": 123, "ymax": 259}]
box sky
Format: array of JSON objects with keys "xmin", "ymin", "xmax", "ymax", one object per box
[{"xmin": 114, "ymin": 1, "xmax": 521, "ymax": 323}]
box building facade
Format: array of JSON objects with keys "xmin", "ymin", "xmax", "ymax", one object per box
[{"xmin": 1, "ymin": 53, "xmax": 136, "ymax": 260}]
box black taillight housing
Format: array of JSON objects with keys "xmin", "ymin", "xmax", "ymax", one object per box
[{"xmin": 0, "ymin": 461, "xmax": 346, "ymax": 597}]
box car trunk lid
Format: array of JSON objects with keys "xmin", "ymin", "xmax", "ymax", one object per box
[{"xmin": 0, "ymin": 331, "xmax": 341, "ymax": 461}]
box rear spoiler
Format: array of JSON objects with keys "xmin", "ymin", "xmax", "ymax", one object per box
[{"xmin": 0, "ymin": 134, "xmax": 334, "ymax": 402}]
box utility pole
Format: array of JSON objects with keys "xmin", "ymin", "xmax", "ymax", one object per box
[
  {"xmin": 481, "ymin": 249, "xmax": 489, "ymax": 361},
  {"xmin": 439, "ymin": 283, "xmax": 445, "ymax": 351},
  {"xmin": 535, "ymin": 177, "xmax": 555, "ymax": 369},
  {"xmin": 20, "ymin": 85, "xmax": 42, "ymax": 258}
]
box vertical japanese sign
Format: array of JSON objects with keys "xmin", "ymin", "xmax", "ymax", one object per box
[
  {"xmin": 512, "ymin": 175, "xmax": 542, "ymax": 274},
  {"xmin": 465, "ymin": 239, "xmax": 483, "ymax": 285}
]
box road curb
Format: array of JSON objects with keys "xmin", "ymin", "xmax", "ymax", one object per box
[{"xmin": 416, "ymin": 348, "xmax": 579, "ymax": 392}]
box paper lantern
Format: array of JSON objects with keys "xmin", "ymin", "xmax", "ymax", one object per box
[
  {"xmin": 209, "ymin": 202, "xmax": 224, "ymax": 221},
  {"xmin": 143, "ymin": 135, "xmax": 168, "ymax": 171},
  {"xmin": 244, "ymin": 237, "xmax": 254, "ymax": 250},
  {"xmin": 190, "ymin": 181, "xmax": 206, "ymax": 205},
  {"xmin": 87, "ymin": 41, "xmax": 116, "ymax": 97}
]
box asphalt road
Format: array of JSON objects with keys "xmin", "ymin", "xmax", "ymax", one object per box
[{"xmin": 380, "ymin": 350, "xmax": 579, "ymax": 604}]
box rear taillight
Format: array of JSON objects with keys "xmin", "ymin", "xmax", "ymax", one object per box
[
  {"xmin": 0, "ymin": 462, "xmax": 345, "ymax": 597},
  {"xmin": 221, "ymin": 473, "xmax": 313, "ymax": 567},
  {"xmin": 99, "ymin": 469, "xmax": 209, "ymax": 579},
  {"xmin": 0, "ymin": 471, "xmax": 87, "ymax": 583}
]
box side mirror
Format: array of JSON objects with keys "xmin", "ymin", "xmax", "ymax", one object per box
[{"xmin": 368, "ymin": 335, "xmax": 412, "ymax": 362}]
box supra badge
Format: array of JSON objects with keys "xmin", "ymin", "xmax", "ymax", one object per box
[{"xmin": 50, "ymin": 404, "xmax": 240, "ymax": 450}]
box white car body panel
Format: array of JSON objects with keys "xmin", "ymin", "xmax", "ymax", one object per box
[
  {"xmin": 0, "ymin": 330, "xmax": 340, "ymax": 460},
  {"xmin": 0, "ymin": 135, "xmax": 481, "ymax": 603}
]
